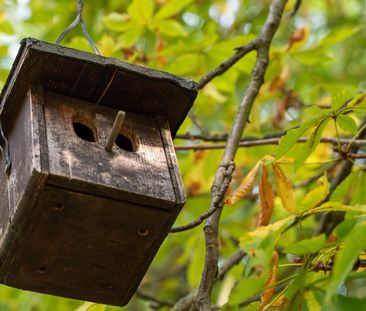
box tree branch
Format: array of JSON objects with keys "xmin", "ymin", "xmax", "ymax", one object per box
[
  {"xmin": 190, "ymin": 1, "xmax": 288, "ymax": 310},
  {"xmin": 172, "ymin": 249, "xmax": 246, "ymax": 311},
  {"xmin": 174, "ymin": 137, "xmax": 366, "ymax": 151},
  {"xmin": 197, "ymin": 40, "xmax": 258, "ymax": 89},
  {"xmin": 170, "ymin": 162, "xmax": 235, "ymax": 233}
]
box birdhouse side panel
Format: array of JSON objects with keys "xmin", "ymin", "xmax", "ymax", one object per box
[{"xmin": 0, "ymin": 87, "xmax": 48, "ymax": 266}]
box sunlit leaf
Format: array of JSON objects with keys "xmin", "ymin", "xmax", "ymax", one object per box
[
  {"xmin": 127, "ymin": 0, "xmax": 154, "ymax": 24},
  {"xmin": 154, "ymin": 0, "xmax": 194, "ymax": 19},
  {"xmin": 272, "ymin": 164, "xmax": 296, "ymax": 214},
  {"xmin": 240, "ymin": 217, "xmax": 295, "ymax": 253},
  {"xmin": 75, "ymin": 302, "xmax": 106, "ymax": 311}
]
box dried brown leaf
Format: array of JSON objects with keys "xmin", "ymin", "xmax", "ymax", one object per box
[
  {"xmin": 259, "ymin": 251, "xmax": 279, "ymax": 310},
  {"xmin": 224, "ymin": 161, "xmax": 262, "ymax": 205},
  {"xmin": 257, "ymin": 166, "xmax": 275, "ymax": 227}
]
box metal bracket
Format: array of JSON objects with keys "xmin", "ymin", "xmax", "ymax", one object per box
[{"xmin": 0, "ymin": 120, "xmax": 11, "ymax": 175}]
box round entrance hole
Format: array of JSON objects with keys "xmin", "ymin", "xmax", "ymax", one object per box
[
  {"xmin": 73, "ymin": 122, "xmax": 96, "ymax": 142},
  {"xmin": 72, "ymin": 115, "xmax": 97, "ymax": 143},
  {"xmin": 115, "ymin": 127, "xmax": 138, "ymax": 152}
]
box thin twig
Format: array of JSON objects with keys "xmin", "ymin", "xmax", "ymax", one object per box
[
  {"xmin": 136, "ymin": 290, "xmax": 175, "ymax": 308},
  {"xmin": 55, "ymin": 0, "xmax": 100, "ymax": 54},
  {"xmin": 170, "ymin": 162, "xmax": 235, "ymax": 233},
  {"xmin": 188, "ymin": 111, "xmax": 210, "ymax": 135},
  {"xmin": 197, "ymin": 40, "xmax": 258, "ymax": 89},
  {"xmin": 174, "ymin": 137, "xmax": 366, "ymax": 151}
]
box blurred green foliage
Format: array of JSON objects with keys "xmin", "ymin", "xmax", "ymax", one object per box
[{"xmin": 2, "ymin": 0, "xmax": 366, "ymax": 310}]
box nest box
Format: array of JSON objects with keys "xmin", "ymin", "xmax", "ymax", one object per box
[{"xmin": 0, "ymin": 38, "xmax": 197, "ymax": 305}]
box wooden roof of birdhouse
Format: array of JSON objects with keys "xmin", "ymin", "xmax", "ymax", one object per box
[{"xmin": 0, "ymin": 38, "xmax": 198, "ymax": 136}]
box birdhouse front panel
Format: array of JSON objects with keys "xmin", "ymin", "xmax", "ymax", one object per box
[
  {"xmin": 0, "ymin": 38, "xmax": 197, "ymax": 306},
  {"xmin": 43, "ymin": 91, "xmax": 179, "ymax": 208}
]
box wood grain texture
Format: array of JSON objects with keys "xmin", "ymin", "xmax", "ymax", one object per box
[
  {"xmin": 0, "ymin": 38, "xmax": 198, "ymax": 137},
  {"xmin": 0, "ymin": 76, "xmax": 187, "ymax": 306},
  {"xmin": 2, "ymin": 186, "xmax": 175, "ymax": 306},
  {"xmin": 44, "ymin": 91, "xmax": 177, "ymax": 209},
  {"xmin": 0, "ymin": 88, "xmax": 48, "ymax": 265}
]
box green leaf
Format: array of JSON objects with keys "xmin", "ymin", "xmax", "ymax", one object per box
[
  {"xmin": 116, "ymin": 24, "xmax": 143, "ymax": 48},
  {"xmin": 331, "ymin": 90, "xmax": 350, "ymax": 111},
  {"xmin": 350, "ymin": 170, "xmax": 366, "ymax": 205},
  {"xmin": 275, "ymin": 120, "xmax": 316, "ymax": 160},
  {"xmin": 127, "ymin": 0, "xmax": 154, "ymax": 24},
  {"xmin": 102, "ymin": 12, "xmax": 130, "ymax": 31},
  {"xmin": 326, "ymin": 221, "xmax": 366, "ymax": 300},
  {"xmin": 330, "ymin": 170, "xmax": 358, "ymax": 202},
  {"xmin": 284, "ymin": 234, "xmax": 326, "ymax": 255},
  {"xmin": 318, "ymin": 26, "xmax": 363, "ymax": 48},
  {"xmin": 336, "ymin": 114, "xmax": 357, "ymax": 134},
  {"xmin": 229, "ymin": 272, "xmax": 268, "ymax": 304},
  {"xmin": 294, "ymin": 118, "xmax": 329, "ymax": 168},
  {"xmin": 167, "ymin": 53, "xmax": 203, "ymax": 75},
  {"xmin": 299, "ymin": 175, "xmax": 330, "ymax": 211},
  {"xmin": 155, "ymin": 0, "xmax": 194, "ymax": 20},
  {"xmin": 333, "ymin": 217, "xmax": 357, "ymax": 239},
  {"xmin": 293, "ymin": 48, "xmax": 333, "ymax": 65},
  {"xmin": 154, "ymin": 19, "xmax": 187, "ymax": 37}
]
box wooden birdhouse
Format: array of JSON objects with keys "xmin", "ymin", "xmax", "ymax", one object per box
[{"xmin": 0, "ymin": 38, "xmax": 197, "ymax": 306}]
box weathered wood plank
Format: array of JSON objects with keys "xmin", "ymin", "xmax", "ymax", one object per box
[
  {"xmin": 2, "ymin": 186, "xmax": 174, "ymax": 306},
  {"xmin": 0, "ymin": 38, "xmax": 198, "ymax": 136},
  {"xmin": 43, "ymin": 91, "xmax": 177, "ymax": 209}
]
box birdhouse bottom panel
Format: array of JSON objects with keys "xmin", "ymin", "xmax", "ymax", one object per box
[{"xmin": 0, "ymin": 186, "xmax": 174, "ymax": 306}]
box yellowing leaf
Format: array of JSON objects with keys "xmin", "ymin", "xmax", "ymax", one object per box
[
  {"xmin": 258, "ymin": 166, "xmax": 275, "ymax": 227},
  {"xmin": 272, "ymin": 164, "xmax": 296, "ymax": 214},
  {"xmin": 259, "ymin": 251, "xmax": 279, "ymax": 310},
  {"xmin": 225, "ymin": 161, "xmax": 262, "ymax": 205},
  {"xmin": 300, "ymin": 175, "xmax": 329, "ymax": 211}
]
